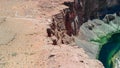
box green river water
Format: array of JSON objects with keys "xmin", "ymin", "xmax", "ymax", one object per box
[{"xmin": 98, "ymin": 33, "xmax": 120, "ymax": 68}]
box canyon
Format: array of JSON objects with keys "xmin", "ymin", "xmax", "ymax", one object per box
[
  {"xmin": 0, "ymin": 0, "xmax": 120, "ymax": 68},
  {"xmin": 0, "ymin": 0, "xmax": 104, "ymax": 68}
]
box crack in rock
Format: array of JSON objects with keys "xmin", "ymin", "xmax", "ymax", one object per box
[
  {"xmin": 0, "ymin": 33, "xmax": 16, "ymax": 45},
  {"xmin": 0, "ymin": 17, "xmax": 6, "ymax": 26}
]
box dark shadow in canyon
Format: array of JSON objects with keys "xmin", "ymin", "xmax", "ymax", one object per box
[{"xmin": 47, "ymin": 0, "xmax": 120, "ymax": 45}]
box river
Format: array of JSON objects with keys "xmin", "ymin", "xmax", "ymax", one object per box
[{"xmin": 98, "ymin": 33, "xmax": 120, "ymax": 68}]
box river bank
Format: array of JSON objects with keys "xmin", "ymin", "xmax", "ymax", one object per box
[
  {"xmin": 75, "ymin": 15, "xmax": 120, "ymax": 68},
  {"xmin": 98, "ymin": 33, "xmax": 120, "ymax": 68}
]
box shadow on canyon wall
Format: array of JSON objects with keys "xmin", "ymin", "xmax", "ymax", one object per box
[
  {"xmin": 62, "ymin": 0, "xmax": 120, "ymax": 35},
  {"xmin": 47, "ymin": 0, "xmax": 120, "ymax": 45}
]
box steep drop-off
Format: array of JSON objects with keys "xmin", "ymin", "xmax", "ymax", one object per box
[
  {"xmin": 0, "ymin": 0, "xmax": 104, "ymax": 68},
  {"xmin": 75, "ymin": 15, "xmax": 120, "ymax": 68},
  {"xmin": 48, "ymin": 0, "xmax": 120, "ymax": 68}
]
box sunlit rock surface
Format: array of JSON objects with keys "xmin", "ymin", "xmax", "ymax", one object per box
[{"xmin": 0, "ymin": 0, "xmax": 104, "ymax": 68}]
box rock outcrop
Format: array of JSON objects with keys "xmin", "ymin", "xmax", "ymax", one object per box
[
  {"xmin": 37, "ymin": 44, "xmax": 104, "ymax": 68},
  {"xmin": 0, "ymin": 0, "xmax": 104, "ymax": 68}
]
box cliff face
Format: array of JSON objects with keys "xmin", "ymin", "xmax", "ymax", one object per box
[
  {"xmin": 49, "ymin": 0, "xmax": 120, "ymax": 68},
  {"xmin": 57, "ymin": 0, "xmax": 120, "ymax": 36},
  {"xmin": 75, "ymin": 15, "xmax": 120, "ymax": 68},
  {"xmin": 0, "ymin": 0, "xmax": 104, "ymax": 68},
  {"xmin": 73, "ymin": 0, "xmax": 120, "ymax": 21},
  {"xmin": 75, "ymin": 14, "xmax": 119, "ymax": 57}
]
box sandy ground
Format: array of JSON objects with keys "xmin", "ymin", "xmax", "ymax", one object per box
[
  {"xmin": 0, "ymin": 16, "xmax": 51, "ymax": 68},
  {"xmin": 0, "ymin": 0, "xmax": 103, "ymax": 68},
  {"xmin": 0, "ymin": 0, "xmax": 71, "ymax": 18}
]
